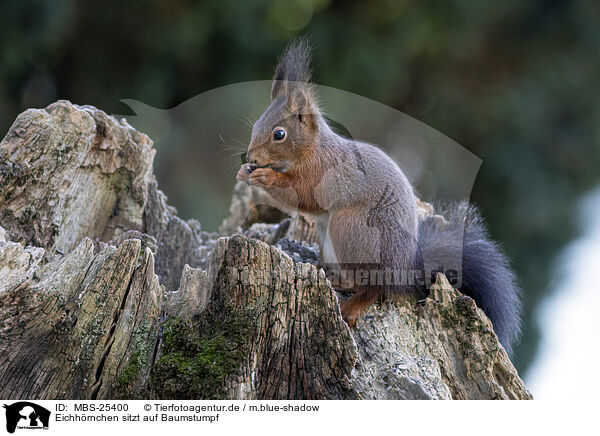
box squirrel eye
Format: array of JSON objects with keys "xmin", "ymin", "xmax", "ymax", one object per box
[{"xmin": 273, "ymin": 128, "xmax": 286, "ymax": 142}]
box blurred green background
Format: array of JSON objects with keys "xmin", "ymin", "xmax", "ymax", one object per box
[{"xmin": 1, "ymin": 0, "xmax": 599, "ymax": 377}]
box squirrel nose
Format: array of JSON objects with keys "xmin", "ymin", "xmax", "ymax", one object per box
[{"xmin": 246, "ymin": 149, "xmax": 257, "ymax": 165}]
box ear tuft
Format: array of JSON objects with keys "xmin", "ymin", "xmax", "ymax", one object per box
[{"xmin": 271, "ymin": 36, "xmax": 313, "ymax": 101}]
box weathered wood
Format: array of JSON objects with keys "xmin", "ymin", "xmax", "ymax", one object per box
[
  {"xmin": 0, "ymin": 101, "xmax": 532, "ymax": 400},
  {"xmin": 0, "ymin": 237, "xmax": 162, "ymax": 399},
  {"xmin": 351, "ymin": 274, "xmax": 530, "ymax": 399},
  {"xmin": 0, "ymin": 101, "xmax": 154, "ymax": 255}
]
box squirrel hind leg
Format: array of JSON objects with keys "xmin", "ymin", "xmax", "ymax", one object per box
[{"xmin": 339, "ymin": 288, "xmax": 380, "ymax": 327}]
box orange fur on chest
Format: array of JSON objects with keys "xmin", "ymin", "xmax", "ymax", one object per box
[{"xmin": 275, "ymin": 168, "xmax": 325, "ymax": 214}]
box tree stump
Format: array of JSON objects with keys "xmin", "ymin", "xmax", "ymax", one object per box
[{"xmin": 0, "ymin": 101, "xmax": 531, "ymax": 400}]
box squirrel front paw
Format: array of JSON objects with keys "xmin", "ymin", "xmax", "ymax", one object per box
[
  {"xmin": 236, "ymin": 164, "xmax": 280, "ymax": 187},
  {"xmin": 236, "ymin": 163, "xmax": 256, "ymax": 183}
]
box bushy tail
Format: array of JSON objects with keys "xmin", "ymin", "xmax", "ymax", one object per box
[{"xmin": 417, "ymin": 201, "xmax": 522, "ymax": 356}]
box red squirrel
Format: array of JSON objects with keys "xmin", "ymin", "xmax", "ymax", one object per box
[{"xmin": 236, "ymin": 38, "xmax": 521, "ymax": 356}]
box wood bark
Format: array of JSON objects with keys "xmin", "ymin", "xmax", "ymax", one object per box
[{"xmin": 0, "ymin": 101, "xmax": 532, "ymax": 400}]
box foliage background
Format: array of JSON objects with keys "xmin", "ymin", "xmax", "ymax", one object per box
[{"xmin": 1, "ymin": 0, "xmax": 599, "ymax": 376}]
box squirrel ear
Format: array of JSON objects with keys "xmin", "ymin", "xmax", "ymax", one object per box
[
  {"xmin": 287, "ymin": 87, "xmax": 318, "ymax": 125},
  {"xmin": 287, "ymin": 88, "xmax": 309, "ymax": 113}
]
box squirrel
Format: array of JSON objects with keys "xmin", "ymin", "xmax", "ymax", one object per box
[{"xmin": 236, "ymin": 38, "xmax": 522, "ymax": 356}]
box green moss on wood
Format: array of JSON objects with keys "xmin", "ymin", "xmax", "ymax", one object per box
[
  {"xmin": 152, "ymin": 300, "xmax": 254, "ymax": 399},
  {"xmin": 114, "ymin": 324, "xmax": 152, "ymax": 398},
  {"xmin": 117, "ymin": 350, "xmax": 143, "ymax": 386}
]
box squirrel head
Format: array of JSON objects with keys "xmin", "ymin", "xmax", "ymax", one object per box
[{"xmin": 246, "ymin": 37, "xmax": 323, "ymax": 172}]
